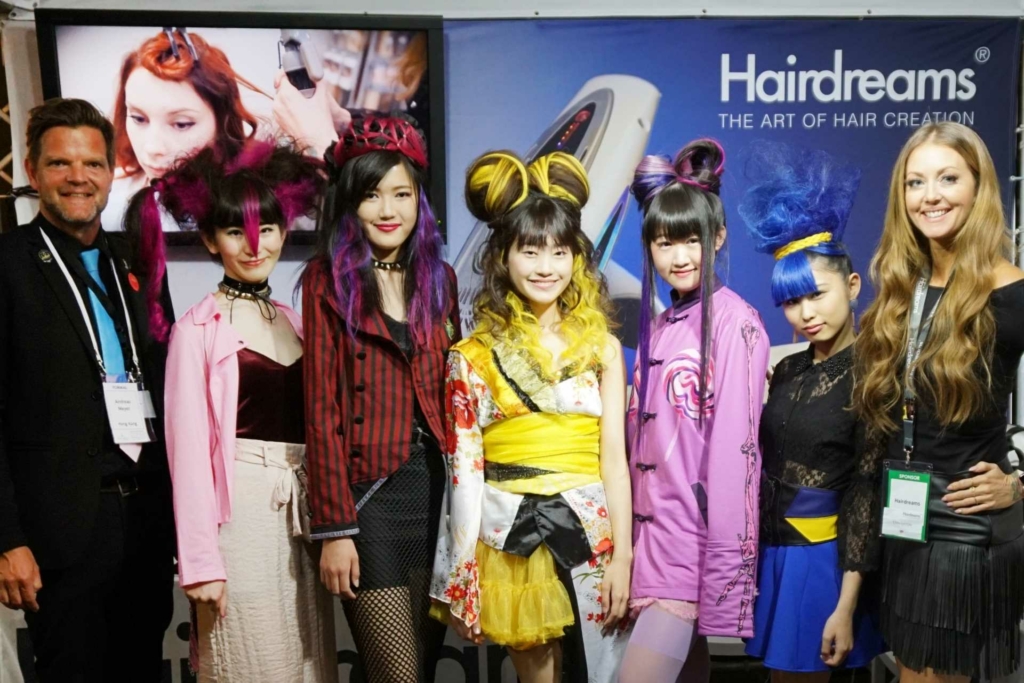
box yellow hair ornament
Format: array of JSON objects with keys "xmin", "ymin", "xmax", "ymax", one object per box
[
  {"xmin": 773, "ymin": 232, "xmax": 833, "ymax": 261},
  {"xmin": 469, "ymin": 152, "xmax": 530, "ymax": 214},
  {"xmin": 528, "ymin": 152, "xmax": 589, "ymax": 207}
]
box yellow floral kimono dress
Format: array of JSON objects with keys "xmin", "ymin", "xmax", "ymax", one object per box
[{"xmin": 430, "ymin": 337, "xmax": 629, "ymax": 682}]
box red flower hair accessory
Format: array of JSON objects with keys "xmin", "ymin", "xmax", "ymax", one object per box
[{"xmin": 328, "ymin": 113, "xmax": 428, "ymax": 171}]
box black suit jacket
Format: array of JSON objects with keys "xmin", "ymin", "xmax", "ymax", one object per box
[{"xmin": 0, "ymin": 215, "xmax": 175, "ymax": 568}]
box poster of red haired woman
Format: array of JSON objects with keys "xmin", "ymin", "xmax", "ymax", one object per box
[{"xmin": 44, "ymin": 18, "xmax": 438, "ymax": 235}]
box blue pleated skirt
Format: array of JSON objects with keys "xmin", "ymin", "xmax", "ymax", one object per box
[{"xmin": 744, "ymin": 542, "xmax": 886, "ymax": 672}]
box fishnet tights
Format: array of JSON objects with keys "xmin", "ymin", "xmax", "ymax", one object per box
[
  {"xmin": 342, "ymin": 575, "xmax": 446, "ymax": 683},
  {"xmin": 343, "ymin": 443, "xmax": 447, "ymax": 683}
]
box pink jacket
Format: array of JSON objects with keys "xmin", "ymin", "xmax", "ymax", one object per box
[
  {"xmin": 627, "ymin": 286, "xmax": 769, "ymax": 638},
  {"xmin": 164, "ymin": 293, "xmax": 303, "ymax": 587}
]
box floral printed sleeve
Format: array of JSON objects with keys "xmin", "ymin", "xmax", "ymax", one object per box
[{"xmin": 430, "ymin": 349, "xmax": 487, "ymax": 627}]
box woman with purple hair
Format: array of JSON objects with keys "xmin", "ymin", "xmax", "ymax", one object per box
[
  {"xmin": 620, "ymin": 139, "xmax": 770, "ymax": 683},
  {"xmin": 301, "ymin": 113, "xmax": 459, "ymax": 683},
  {"xmin": 134, "ymin": 140, "xmax": 337, "ymax": 682}
]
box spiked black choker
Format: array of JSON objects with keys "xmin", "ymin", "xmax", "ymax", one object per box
[
  {"xmin": 219, "ymin": 275, "xmax": 276, "ymax": 322},
  {"xmin": 220, "ymin": 276, "xmax": 270, "ymax": 298},
  {"xmin": 372, "ymin": 258, "xmax": 406, "ymax": 272}
]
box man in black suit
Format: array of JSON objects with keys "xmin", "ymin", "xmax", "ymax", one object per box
[{"xmin": 0, "ymin": 98, "xmax": 175, "ymax": 682}]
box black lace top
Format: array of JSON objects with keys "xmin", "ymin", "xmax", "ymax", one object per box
[{"xmin": 759, "ymin": 344, "xmax": 883, "ymax": 572}]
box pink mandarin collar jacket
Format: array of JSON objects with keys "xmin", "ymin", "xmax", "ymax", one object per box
[
  {"xmin": 164, "ymin": 293, "xmax": 303, "ymax": 587},
  {"xmin": 627, "ymin": 285, "xmax": 770, "ymax": 638}
]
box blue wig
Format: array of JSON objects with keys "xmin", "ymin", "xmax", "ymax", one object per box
[{"xmin": 738, "ymin": 142, "xmax": 861, "ymax": 306}]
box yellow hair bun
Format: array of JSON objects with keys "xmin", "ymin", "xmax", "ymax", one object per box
[
  {"xmin": 527, "ymin": 152, "xmax": 590, "ymax": 208},
  {"xmin": 465, "ymin": 150, "xmax": 591, "ymax": 226},
  {"xmin": 465, "ymin": 151, "xmax": 530, "ymax": 224}
]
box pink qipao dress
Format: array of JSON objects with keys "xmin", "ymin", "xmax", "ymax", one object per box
[{"xmin": 628, "ymin": 284, "xmax": 770, "ymax": 638}]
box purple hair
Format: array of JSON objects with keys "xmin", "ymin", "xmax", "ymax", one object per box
[
  {"xmin": 328, "ymin": 186, "xmax": 448, "ymax": 345},
  {"xmin": 327, "ymin": 214, "xmax": 371, "ymax": 330},
  {"xmin": 405, "ymin": 189, "xmax": 449, "ymax": 343},
  {"xmin": 634, "ymin": 243, "xmax": 655, "ymax": 435},
  {"xmin": 631, "ymin": 155, "xmax": 678, "ymax": 209},
  {"xmin": 632, "ymin": 140, "xmax": 726, "ymax": 210}
]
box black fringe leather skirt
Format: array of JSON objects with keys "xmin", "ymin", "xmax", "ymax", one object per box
[{"xmin": 880, "ymin": 471, "xmax": 1024, "ymax": 678}]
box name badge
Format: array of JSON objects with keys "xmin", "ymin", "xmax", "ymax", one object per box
[
  {"xmin": 881, "ymin": 461, "xmax": 931, "ymax": 542},
  {"xmin": 140, "ymin": 385, "xmax": 157, "ymax": 419},
  {"xmin": 101, "ymin": 379, "xmax": 155, "ymax": 455}
]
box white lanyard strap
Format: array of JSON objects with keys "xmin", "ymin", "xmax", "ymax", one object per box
[
  {"xmin": 39, "ymin": 228, "xmax": 141, "ymax": 379},
  {"xmin": 901, "ymin": 268, "xmax": 945, "ymax": 459}
]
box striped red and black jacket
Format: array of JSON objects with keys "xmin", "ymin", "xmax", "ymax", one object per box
[{"xmin": 302, "ymin": 258, "xmax": 461, "ymax": 538}]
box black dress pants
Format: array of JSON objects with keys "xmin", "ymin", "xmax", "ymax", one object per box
[{"xmin": 23, "ymin": 486, "xmax": 174, "ymax": 683}]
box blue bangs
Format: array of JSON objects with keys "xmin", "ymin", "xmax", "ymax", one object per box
[
  {"xmin": 770, "ymin": 243, "xmax": 849, "ymax": 306},
  {"xmin": 771, "ymin": 252, "xmax": 818, "ymax": 306}
]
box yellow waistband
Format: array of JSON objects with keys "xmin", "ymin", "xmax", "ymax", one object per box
[
  {"xmin": 785, "ymin": 515, "xmax": 838, "ymax": 543},
  {"xmin": 483, "ymin": 412, "xmax": 600, "ymax": 476}
]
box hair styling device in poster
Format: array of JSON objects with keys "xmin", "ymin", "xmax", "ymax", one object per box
[
  {"xmin": 453, "ymin": 75, "xmax": 661, "ymax": 346},
  {"xmin": 279, "ymin": 29, "xmax": 324, "ymax": 97}
]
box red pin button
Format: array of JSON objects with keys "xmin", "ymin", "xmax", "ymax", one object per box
[{"xmin": 127, "ymin": 273, "xmax": 140, "ymax": 292}]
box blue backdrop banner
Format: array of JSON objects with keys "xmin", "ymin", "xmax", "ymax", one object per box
[{"xmin": 443, "ymin": 18, "xmax": 1021, "ymax": 354}]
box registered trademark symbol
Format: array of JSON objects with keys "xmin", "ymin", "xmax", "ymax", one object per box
[{"xmin": 975, "ymin": 47, "xmax": 991, "ymax": 63}]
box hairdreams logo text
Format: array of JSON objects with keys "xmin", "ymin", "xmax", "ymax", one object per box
[{"xmin": 721, "ymin": 50, "xmax": 978, "ymax": 104}]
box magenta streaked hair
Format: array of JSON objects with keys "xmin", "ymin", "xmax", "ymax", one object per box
[
  {"xmin": 128, "ymin": 140, "xmax": 324, "ymax": 343},
  {"xmin": 139, "ymin": 185, "xmax": 170, "ymax": 341},
  {"xmin": 160, "ymin": 173, "xmax": 210, "ymax": 226},
  {"xmin": 275, "ymin": 176, "xmax": 320, "ymax": 228},
  {"xmin": 226, "ymin": 140, "xmax": 275, "ymax": 175},
  {"xmin": 678, "ymin": 139, "xmax": 725, "ymax": 178},
  {"xmin": 241, "ymin": 186, "xmax": 261, "ymax": 254}
]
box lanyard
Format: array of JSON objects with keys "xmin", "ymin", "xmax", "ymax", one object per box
[
  {"xmin": 39, "ymin": 228, "xmax": 142, "ymax": 380},
  {"xmin": 902, "ymin": 269, "xmax": 944, "ymax": 461}
]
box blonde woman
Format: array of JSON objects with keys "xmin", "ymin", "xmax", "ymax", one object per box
[{"xmin": 854, "ymin": 122, "xmax": 1024, "ymax": 681}]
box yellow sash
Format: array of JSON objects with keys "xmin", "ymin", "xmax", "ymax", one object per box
[
  {"xmin": 483, "ymin": 413, "xmax": 601, "ymax": 495},
  {"xmin": 455, "ymin": 337, "xmax": 602, "ymax": 495}
]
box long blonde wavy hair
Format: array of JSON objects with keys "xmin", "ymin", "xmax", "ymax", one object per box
[
  {"xmin": 465, "ymin": 150, "xmax": 613, "ymax": 375},
  {"xmin": 854, "ymin": 122, "xmax": 1012, "ymax": 434}
]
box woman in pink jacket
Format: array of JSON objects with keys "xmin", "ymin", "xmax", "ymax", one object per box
[
  {"xmin": 138, "ymin": 142, "xmax": 337, "ymax": 682},
  {"xmin": 620, "ymin": 139, "xmax": 770, "ymax": 682}
]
